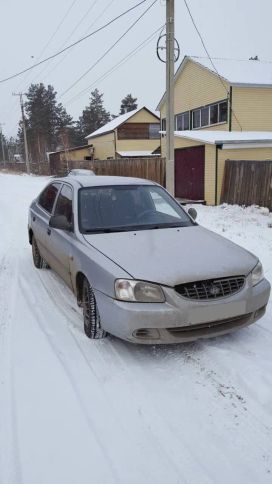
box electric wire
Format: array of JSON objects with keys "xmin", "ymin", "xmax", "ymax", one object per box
[
  {"xmin": 183, "ymin": 0, "xmax": 243, "ymax": 130},
  {"xmin": 60, "ymin": 0, "xmax": 159, "ymax": 99},
  {"xmin": 65, "ymin": 24, "xmax": 164, "ymax": 106},
  {"xmin": 0, "ymin": 0, "xmax": 78, "ymax": 120},
  {"xmin": 0, "ymin": 0, "xmax": 149, "ymax": 84},
  {"xmin": 7, "ymin": 25, "xmax": 162, "ymax": 142},
  {"xmin": 31, "ymin": 0, "xmax": 102, "ymax": 84}
]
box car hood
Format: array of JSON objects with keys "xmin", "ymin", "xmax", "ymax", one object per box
[{"xmin": 83, "ymin": 226, "xmax": 257, "ymax": 286}]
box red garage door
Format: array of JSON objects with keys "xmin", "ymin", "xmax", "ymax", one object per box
[{"xmin": 175, "ymin": 146, "xmax": 205, "ymax": 200}]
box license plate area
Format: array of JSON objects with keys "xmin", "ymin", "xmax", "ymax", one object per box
[{"xmin": 189, "ymin": 300, "xmax": 246, "ymax": 324}]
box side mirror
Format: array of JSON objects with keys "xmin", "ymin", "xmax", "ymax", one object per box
[
  {"xmin": 188, "ymin": 207, "xmax": 197, "ymax": 221},
  {"xmin": 49, "ymin": 215, "xmax": 72, "ymax": 231}
]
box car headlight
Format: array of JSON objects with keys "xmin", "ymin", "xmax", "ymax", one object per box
[
  {"xmin": 251, "ymin": 261, "xmax": 264, "ymax": 286},
  {"xmin": 115, "ymin": 279, "xmax": 165, "ymax": 303}
]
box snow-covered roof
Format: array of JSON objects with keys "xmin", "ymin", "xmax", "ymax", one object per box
[
  {"xmin": 172, "ymin": 130, "xmax": 272, "ymax": 148},
  {"xmin": 85, "ymin": 107, "xmax": 159, "ymax": 139},
  {"xmin": 190, "ymin": 56, "xmax": 272, "ymax": 86},
  {"xmin": 116, "ymin": 150, "xmax": 158, "ymax": 157},
  {"xmin": 157, "ymin": 55, "xmax": 272, "ymax": 110}
]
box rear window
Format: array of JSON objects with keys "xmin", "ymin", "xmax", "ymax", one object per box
[{"xmin": 38, "ymin": 183, "xmax": 60, "ymax": 213}]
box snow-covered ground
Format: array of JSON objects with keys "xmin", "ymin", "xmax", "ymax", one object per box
[{"xmin": 0, "ymin": 172, "xmax": 271, "ymax": 484}]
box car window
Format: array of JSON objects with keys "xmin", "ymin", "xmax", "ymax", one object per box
[
  {"xmin": 54, "ymin": 184, "xmax": 73, "ymax": 224},
  {"xmin": 38, "ymin": 183, "xmax": 60, "ymax": 213}
]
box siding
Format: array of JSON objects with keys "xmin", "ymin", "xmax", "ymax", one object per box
[
  {"xmin": 162, "ymin": 136, "xmax": 216, "ymax": 205},
  {"xmin": 161, "ymin": 60, "xmax": 229, "ymax": 120},
  {"xmin": 59, "ymin": 147, "xmax": 90, "ymax": 162},
  {"xmin": 126, "ymin": 110, "xmax": 159, "ymax": 123},
  {"xmin": 205, "ymin": 144, "xmax": 216, "ymax": 205},
  {"xmin": 231, "ymin": 86, "xmax": 272, "ymax": 131},
  {"xmin": 116, "ymin": 139, "xmax": 160, "ymax": 153},
  {"xmin": 161, "ymin": 135, "xmax": 202, "ymax": 157},
  {"xmin": 88, "ymin": 132, "xmax": 115, "ymax": 160}
]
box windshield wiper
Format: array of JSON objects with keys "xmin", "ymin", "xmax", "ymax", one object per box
[{"xmin": 83, "ymin": 227, "xmax": 136, "ymax": 234}]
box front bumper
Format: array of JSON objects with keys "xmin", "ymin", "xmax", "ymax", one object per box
[{"xmin": 95, "ymin": 278, "xmax": 271, "ymax": 344}]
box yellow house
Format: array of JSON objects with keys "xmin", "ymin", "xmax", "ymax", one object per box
[
  {"xmin": 157, "ymin": 56, "xmax": 272, "ymax": 204},
  {"xmin": 85, "ymin": 107, "xmax": 161, "ymax": 160}
]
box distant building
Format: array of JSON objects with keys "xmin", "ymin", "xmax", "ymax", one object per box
[{"xmin": 85, "ymin": 107, "xmax": 161, "ymax": 160}]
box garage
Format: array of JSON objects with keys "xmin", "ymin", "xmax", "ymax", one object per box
[{"xmin": 175, "ymin": 145, "xmax": 205, "ymax": 201}]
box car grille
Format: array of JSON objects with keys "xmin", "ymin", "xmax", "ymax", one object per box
[{"xmin": 175, "ymin": 276, "xmax": 245, "ymax": 300}]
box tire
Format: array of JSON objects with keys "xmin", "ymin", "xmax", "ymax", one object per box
[
  {"xmin": 32, "ymin": 236, "xmax": 43, "ymax": 268},
  {"xmin": 82, "ymin": 278, "xmax": 107, "ymax": 339},
  {"xmin": 32, "ymin": 235, "xmax": 50, "ymax": 269}
]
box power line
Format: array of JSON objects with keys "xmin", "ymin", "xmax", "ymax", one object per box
[
  {"xmin": 1, "ymin": 0, "xmax": 79, "ymax": 129},
  {"xmin": 31, "ymin": 0, "xmax": 101, "ymax": 84},
  {"xmin": 7, "ymin": 25, "xmax": 162, "ymax": 144},
  {"xmin": 0, "ymin": 0, "xmax": 149, "ymax": 84},
  {"xmin": 183, "ymin": 0, "xmax": 243, "ymax": 131},
  {"xmin": 65, "ymin": 25, "xmax": 164, "ymax": 106},
  {"xmin": 60, "ymin": 0, "xmax": 159, "ymax": 99},
  {"xmin": 37, "ymin": 0, "xmax": 78, "ymax": 61}
]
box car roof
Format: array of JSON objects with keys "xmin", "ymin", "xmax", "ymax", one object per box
[{"xmin": 54, "ymin": 175, "xmax": 157, "ymax": 188}]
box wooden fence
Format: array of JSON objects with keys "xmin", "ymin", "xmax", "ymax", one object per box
[
  {"xmin": 0, "ymin": 161, "xmax": 50, "ymax": 175},
  {"xmin": 221, "ymin": 160, "xmax": 272, "ymax": 210},
  {"xmin": 54, "ymin": 157, "xmax": 166, "ymax": 186}
]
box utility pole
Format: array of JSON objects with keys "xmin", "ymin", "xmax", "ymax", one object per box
[
  {"xmin": 0, "ymin": 123, "xmax": 6, "ymax": 168},
  {"xmin": 166, "ymin": 0, "xmax": 175, "ymax": 195},
  {"xmin": 12, "ymin": 92, "xmax": 30, "ymax": 174}
]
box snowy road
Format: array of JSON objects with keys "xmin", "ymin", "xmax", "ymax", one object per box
[{"xmin": 0, "ymin": 173, "xmax": 271, "ymax": 484}]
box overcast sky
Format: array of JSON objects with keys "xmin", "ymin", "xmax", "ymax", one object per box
[{"xmin": 0, "ymin": 0, "xmax": 271, "ymax": 137}]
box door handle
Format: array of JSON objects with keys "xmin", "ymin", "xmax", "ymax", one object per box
[{"xmin": 47, "ymin": 228, "xmax": 51, "ymax": 236}]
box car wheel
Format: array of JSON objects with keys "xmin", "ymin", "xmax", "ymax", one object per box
[
  {"xmin": 32, "ymin": 236, "xmax": 44, "ymax": 268},
  {"xmin": 82, "ymin": 278, "xmax": 107, "ymax": 339},
  {"xmin": 32, "ymin": 236, "xmax": 50, "ymax": 269}
]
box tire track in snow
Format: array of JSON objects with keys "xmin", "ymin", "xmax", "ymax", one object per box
[
  {"xmin": 106, "ymin": 339, "xmax": 272, "ymax": 482},
  {"xmin": 0, "ymin": 255, "xmax": 23, "ymax": 484},
  {"xmin": 18, "ymin": 269, "xmax": 120, "ymax": 484},
  {"xmin": 32, "ymin": 267, "xmax": 189, "ymax": 482},
  {"xmin": 32, "ymin": 264, "xmax": 272, "ymax": 482}
]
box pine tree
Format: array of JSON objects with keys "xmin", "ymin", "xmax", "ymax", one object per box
[
  {"xmin": 119, "ymin": 94, "xmax": 138, "ymax": 115},
  {"xmin": 78, "ymin": 89, "xmax": 111, "ymax": 139},
  {"xmin": 23, "ymin": 83, "xmax": 76, "ymax": 161}
]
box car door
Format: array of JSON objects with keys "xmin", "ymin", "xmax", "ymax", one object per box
[
  {"xmin": 45, "ymin": 183, "xmax": 75, "ymax": 289},
  {"xmin": 31, "ymin": 182, "xmax": 61, "ymax": 260}
]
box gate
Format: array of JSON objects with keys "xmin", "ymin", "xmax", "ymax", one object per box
[{"xmin": 175, "ymin": 146, "xmax": 205, "ymax": 200}]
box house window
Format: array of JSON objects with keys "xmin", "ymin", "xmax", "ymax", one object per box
[
  {"xmin": 219, "ymin": 101, "xmax": 228, "ymax": 123},
  {"xmin": 161, "ymin": 118, "xmax": 166, "ymax": 131},
  {"xmin": 210, "ymin": 104, "xmax": 219, "ymax": 124},
  {"xmin": 192, "ymin": 109, "xmax": 201, "ymax": 129},
  {"xmin": 149, "ymin": 124, "xmax": 160, "ymax": 139},
  {"xmin": 175, "ymin": 111, "xmax": 190, "ymax": 130},
  {"xmin": 201, "ymin": 106, "xmax": 209, "ymax": 127},
  {"xmin": 191, "ymin": 100, "xmax": 228, "ymax": 129}
]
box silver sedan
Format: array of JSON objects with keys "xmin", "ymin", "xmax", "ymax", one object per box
[{"xmin": 28, "ymin": 175, "xmax": 270, "ymax": 344}]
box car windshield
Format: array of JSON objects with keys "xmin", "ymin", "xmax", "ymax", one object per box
[{"xmin": 78, "ymin": 185, "xmax": 194, "ymax": 233}]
